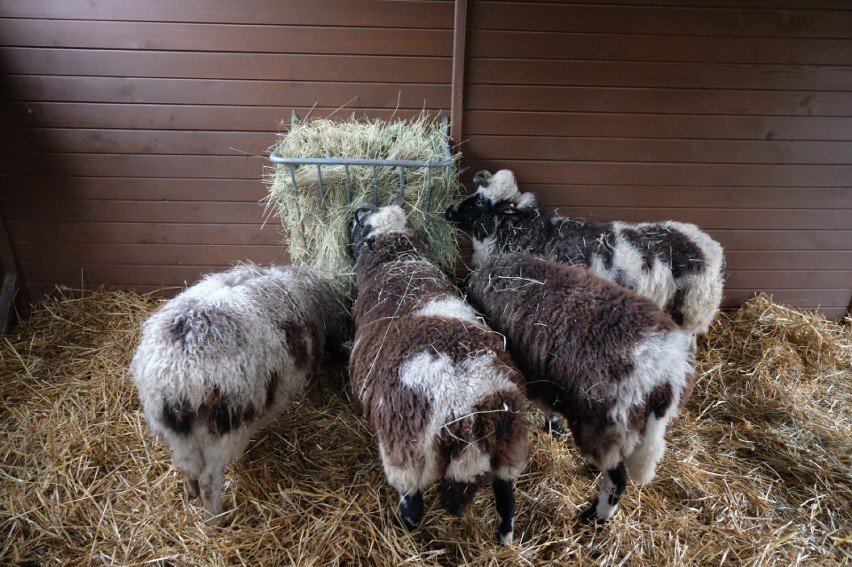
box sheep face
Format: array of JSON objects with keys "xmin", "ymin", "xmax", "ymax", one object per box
[
  {"xmin": 351, "ymin": 202, "xmax": 409, "ymax": 258},
  {"xmin": 445, "ymin": 169, "xmax": 538, "ymax": 240}
]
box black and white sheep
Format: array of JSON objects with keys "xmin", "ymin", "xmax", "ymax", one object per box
[
  {"xmin": 445, "ymin": 169, "xmax": 725, "ymax": 336},
  {"xmin": 467, "ymin": 252, "xmax": 695, "ymax": 523},
  {"xmin": 130, "ymin": 264, "xmax": 345, "ymax": 524},
  {"xmin": 349, "ymin": 202, "xmax": 528, "ymax": 544}
]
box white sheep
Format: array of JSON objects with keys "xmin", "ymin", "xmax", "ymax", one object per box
[
  {"xmin": 467, "ymin": 252, "xmax": 695, "ymax": 523},
  {"xmin": 349, "ymin": 202, "xmax": 528, "ymax": 544},
  {"xmin": 445, "ymin": 169, "xmax": 725, "ymax": 336},
  {"xmin": 130, "ymin": 264, "xmax": 345, "ymax": 524}
]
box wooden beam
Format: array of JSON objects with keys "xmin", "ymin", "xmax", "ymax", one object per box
[{"xmin": 450, "ymin": 0, "xmax": 467, "ymax": 145}]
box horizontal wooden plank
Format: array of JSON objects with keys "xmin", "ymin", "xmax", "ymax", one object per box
[
  {"xmin": 0, "ymin": 19, "xmax": 452, "ymax": 56},
  {"xmin": 466, "ymin": 85, "xmax": 852, "ymax": 117},
  {"xmin": 468, "ymin": 30, "xmax": 852, "ymax": 65},
  {"xmin": 724, "ymin": 270, "xmax": 852, "ymax": 289},
  {"xmin": 21, "ymin": 263, "xmax": 281, "ymax": 295},
  {"xmin": 16, "ymin": 242, "xmax": 286, "ymax": 266},
  {"xmin": 722, "ymin": 288, "xmax": 850, "ymax": 308},
  {"xmin": 0, "ymin": 128, "xmax": 275, "ymax": 156},
  {"xmin": 723, "ymin": 250, "xmax": 852, "ymax": 270},
  {"xmin": 463, "ymin": 110, "xmax": 852, "ymax": 141},
  {"xmin": 2, "ymin": 178, "xmax": 271, "ymax": 201},
  {"xmin": 480, "ymin": 184, "xmax": 852, "ymax": 210},
  {"xmin": 470, "ymin": 2, "xmax": 852, "ymax": 38},
  {"xmin": 501, "ymin": 0, "xmax": 851, "ymax": 8},
  {"xmin": 708, "ymin": 230, "xmax": 852, "ymax": 251},
  {"xmin": 7, "ymin": 221, "xmax": 283, "ymax": 247},
  {"xmin": 0, "ymin": 103, "xmax": 448, "ymax": 131},
  {"xmin": 545, "ymin": 207, "xmax": 851, "ymax": 231},
  {"xmin": 0, "ymin": 0, "xmax": 454, "ymax": 28},
  {"xmin": 0, "ymin": 152, "xmax": 265, "ymax": 179},
  {"xmin": 469, "ymin": 59, "xmax": 852, "ymax": 92},
  {"xmin": 464, "ymin": 136, "xmax": 852, "ymax": 165},
  {"xmin": 4, "ymin": 76, "xmax": 450, "ymax": 110},
  {"xmin": 3, "ymin": 48, "xmax": 451, "ymax": 83},
  {"xmin": 462, "ymin": 159, "xmax": 852, "ymax": 187},
  {"xmin": 2, "ymin": 199, "xmax": 272, "ymax": 224}
]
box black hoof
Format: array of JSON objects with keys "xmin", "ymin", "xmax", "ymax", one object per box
[{"xmin": 398, "ymin": 492, "xmax": 424, "ymax": 531}]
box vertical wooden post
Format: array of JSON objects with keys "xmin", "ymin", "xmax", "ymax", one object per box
[{"xmin": 450, "ymin": 0, "xmax": 468, "ymax": 145}]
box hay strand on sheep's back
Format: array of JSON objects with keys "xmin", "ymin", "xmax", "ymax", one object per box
[
  {"xmin": 1, "ymin": 290, "xmax": 850, "ymax": 566},
  {"xmin": 264, "ymin": 114, "xmax": 461, "ymax": 303}
]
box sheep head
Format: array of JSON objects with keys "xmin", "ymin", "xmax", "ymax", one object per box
[
  {"xmin": 351, "ymin": 201, "xmax": 409, "ymax": 257},
  {"xmin": 444, "ymin": 169, "xmax": 539, "ymax": 239}
]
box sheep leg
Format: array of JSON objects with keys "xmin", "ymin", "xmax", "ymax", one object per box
[
  {"xmin": 199, "ymin": 466, "xmax": 225, "ymax": 526},
  {"xmin": 438, "ymin": 480, "xmax": 479, "ymax": 516},
  {"xmin": 397, "ymin": 490, "xmax": 424, "ymax": 530},
  {"xmin": 183, "ymin": 472, "xmax": 200, "ymax": 499},
  {"xmin": 580, "ymin": 461, "xmax": 627, "ymax": 524},
  {"xmin": 492, "ymin": 476, "xmax": 516, "ymax": 545}
]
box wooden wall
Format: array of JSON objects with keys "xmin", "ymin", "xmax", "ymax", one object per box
[
  {"xmin": 460, "ymin": 0, "xmax": 852, "ymax": 319},
  {"xmin": 0, "ymin": 0, "xmax": 453, "ymax": 298},
  {"xmin": 1, "ymin": 0, "xmax": 850, "ymax": 318}
]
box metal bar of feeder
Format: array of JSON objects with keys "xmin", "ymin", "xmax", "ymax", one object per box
[
  {"xmin": 287, "ymin": 164, "xmax": 307, "ymax": 239},
  {"xmin": 316, "ymin": 164, "xmax": 326, "ymax": 212},
  {"xmin": 425, "ymin": 166, "xmax": 433, "ymax": 212},
  {"xmin": 398, "ymin": 167, "xmax": 405, "ymax": 200},
  {"xmin": 371, "ymin": 166, "xmax": 378, "ymax": 203},
  {"xmin": 344, "ymin": 165, "xmax": 351, "ymax": 203}
]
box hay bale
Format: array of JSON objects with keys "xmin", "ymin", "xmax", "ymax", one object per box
[
  {"xmin": 1, "ymin": 290, "xmax": 850, "ymax": 565},
  {"xmin": 264, "ymin": 114, "xmax": 461, "ymax": 302}
]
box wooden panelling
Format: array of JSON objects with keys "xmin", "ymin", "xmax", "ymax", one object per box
[
  {"xmin": 465, "ymin": 111, "xmax": 852, "ymax": 141},
  {"xmin": 0, "ymin": 1, "xmax": 454, "ymax": 27},
  {"xmin": 0, "ymin": 19, "xmax": 452, "ymax": 56},
  {"xmin": 4, "ymin": 76, "xmax": 449, "ymax": 108},
  {"xmin": 462, "ymin": 1, "xmax": 851, "ymax": 317},
  {"xmin": 470, "ymin": 3, "xmax": 852, "ymax": 38},
  {"xmin": 469, "ymin": 30, "xmax": 852, "ymax": 65},
  {"xmin": 463, "ymin": 159, "xmax": 852, "ymax": 187},
  {"xmin": 1, "ymin": 103, "xmax": 438, "ymax": 131},
  {"xmin": 0, "ymin": 1, "xmax": 453, "ymax": 298},
  {"xmin": 4, "ymin": 49, "xmax": 450, "ymax": 83}
]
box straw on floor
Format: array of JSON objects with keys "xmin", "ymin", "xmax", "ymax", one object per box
[
  {"xmin": 264, "ymin": 114, "xmax": 461, "ymax": 303},
  {"xmin": 0, "ymin": 290, "xmax": 849, "ymax": 566}
]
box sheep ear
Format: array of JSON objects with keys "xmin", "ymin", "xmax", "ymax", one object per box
[
  {"xmin": 390, "ymin": 195, "xmax": 405, "ymax": 208},
  {"xmin": 353, "ymin": 202, "xmax": 378, "ymax": 226},
  {"xmin": 473, "ymin": 170, "xmax": 493, "ymax": 187}
]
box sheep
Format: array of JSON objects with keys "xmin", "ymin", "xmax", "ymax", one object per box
[
  {"xmin": 129, "ymin": 263, "xmax": 345, "ymax": 524},
  {"xmin": 467, "ymin": 252, "xmax": 695, "ymax": 523},
  {"xmin": 349, "ymin": 201, "xmax": 528, "ymax": 544},
  {"xmin": 445, "ymin": 169, "xmax": 725, "ymax": 337}
]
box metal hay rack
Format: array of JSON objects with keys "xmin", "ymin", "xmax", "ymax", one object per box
[{"xmin": 268, "ymin": 113, "xmax": 455, "ymax": 215}]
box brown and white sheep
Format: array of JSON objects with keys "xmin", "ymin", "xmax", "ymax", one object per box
[
  {"xmin": 349, "ymin": 202, "xmax": 528, "ymax": 544},
  {"xmin": 467, "ymin": 252, "xmax": 695, "ymax": 523},
  {"xmin": 130, "ymin": 264, "xmax": 345, "ymax": 524},
  {"xmin": 445, "ymin": 169, "xmax": 725, "ymax": 336}
]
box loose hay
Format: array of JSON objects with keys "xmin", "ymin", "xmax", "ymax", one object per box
[
  {"xmin": 0, "ymin": 290, "xmax": 849, "ymax": 566},
  {"xmin": 264, "ymin": 114, "xmax": 461, "ymax": 303}
]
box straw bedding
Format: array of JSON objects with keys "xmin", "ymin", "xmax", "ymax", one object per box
[
  {"xmin": 264, "ymin": 114, "xmax": 461, "ymax": 303},
  {"xmin": 1, "ymin": 290, "xmax": 849, "ymax": 566}
]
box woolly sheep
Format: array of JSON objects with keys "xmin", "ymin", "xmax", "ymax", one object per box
[
  {"xmin": 130, "ymin": 264, "xmax": 345, "ymax": 524},
  {"xmin": 349, "ymin": 201, "xmax": 528, "ymax": 544},
  {"xmin": 445, "ymin": 169, "xmax": 725, "ymax": 336},
  {"xmin": 467, "ymin": 252, "xmax": 695, "ymax": 523}
]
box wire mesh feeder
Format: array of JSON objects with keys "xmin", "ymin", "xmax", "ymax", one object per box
[{"xmin": 265, "ymin": 113, "xmax": 462, "ymax": 302}]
